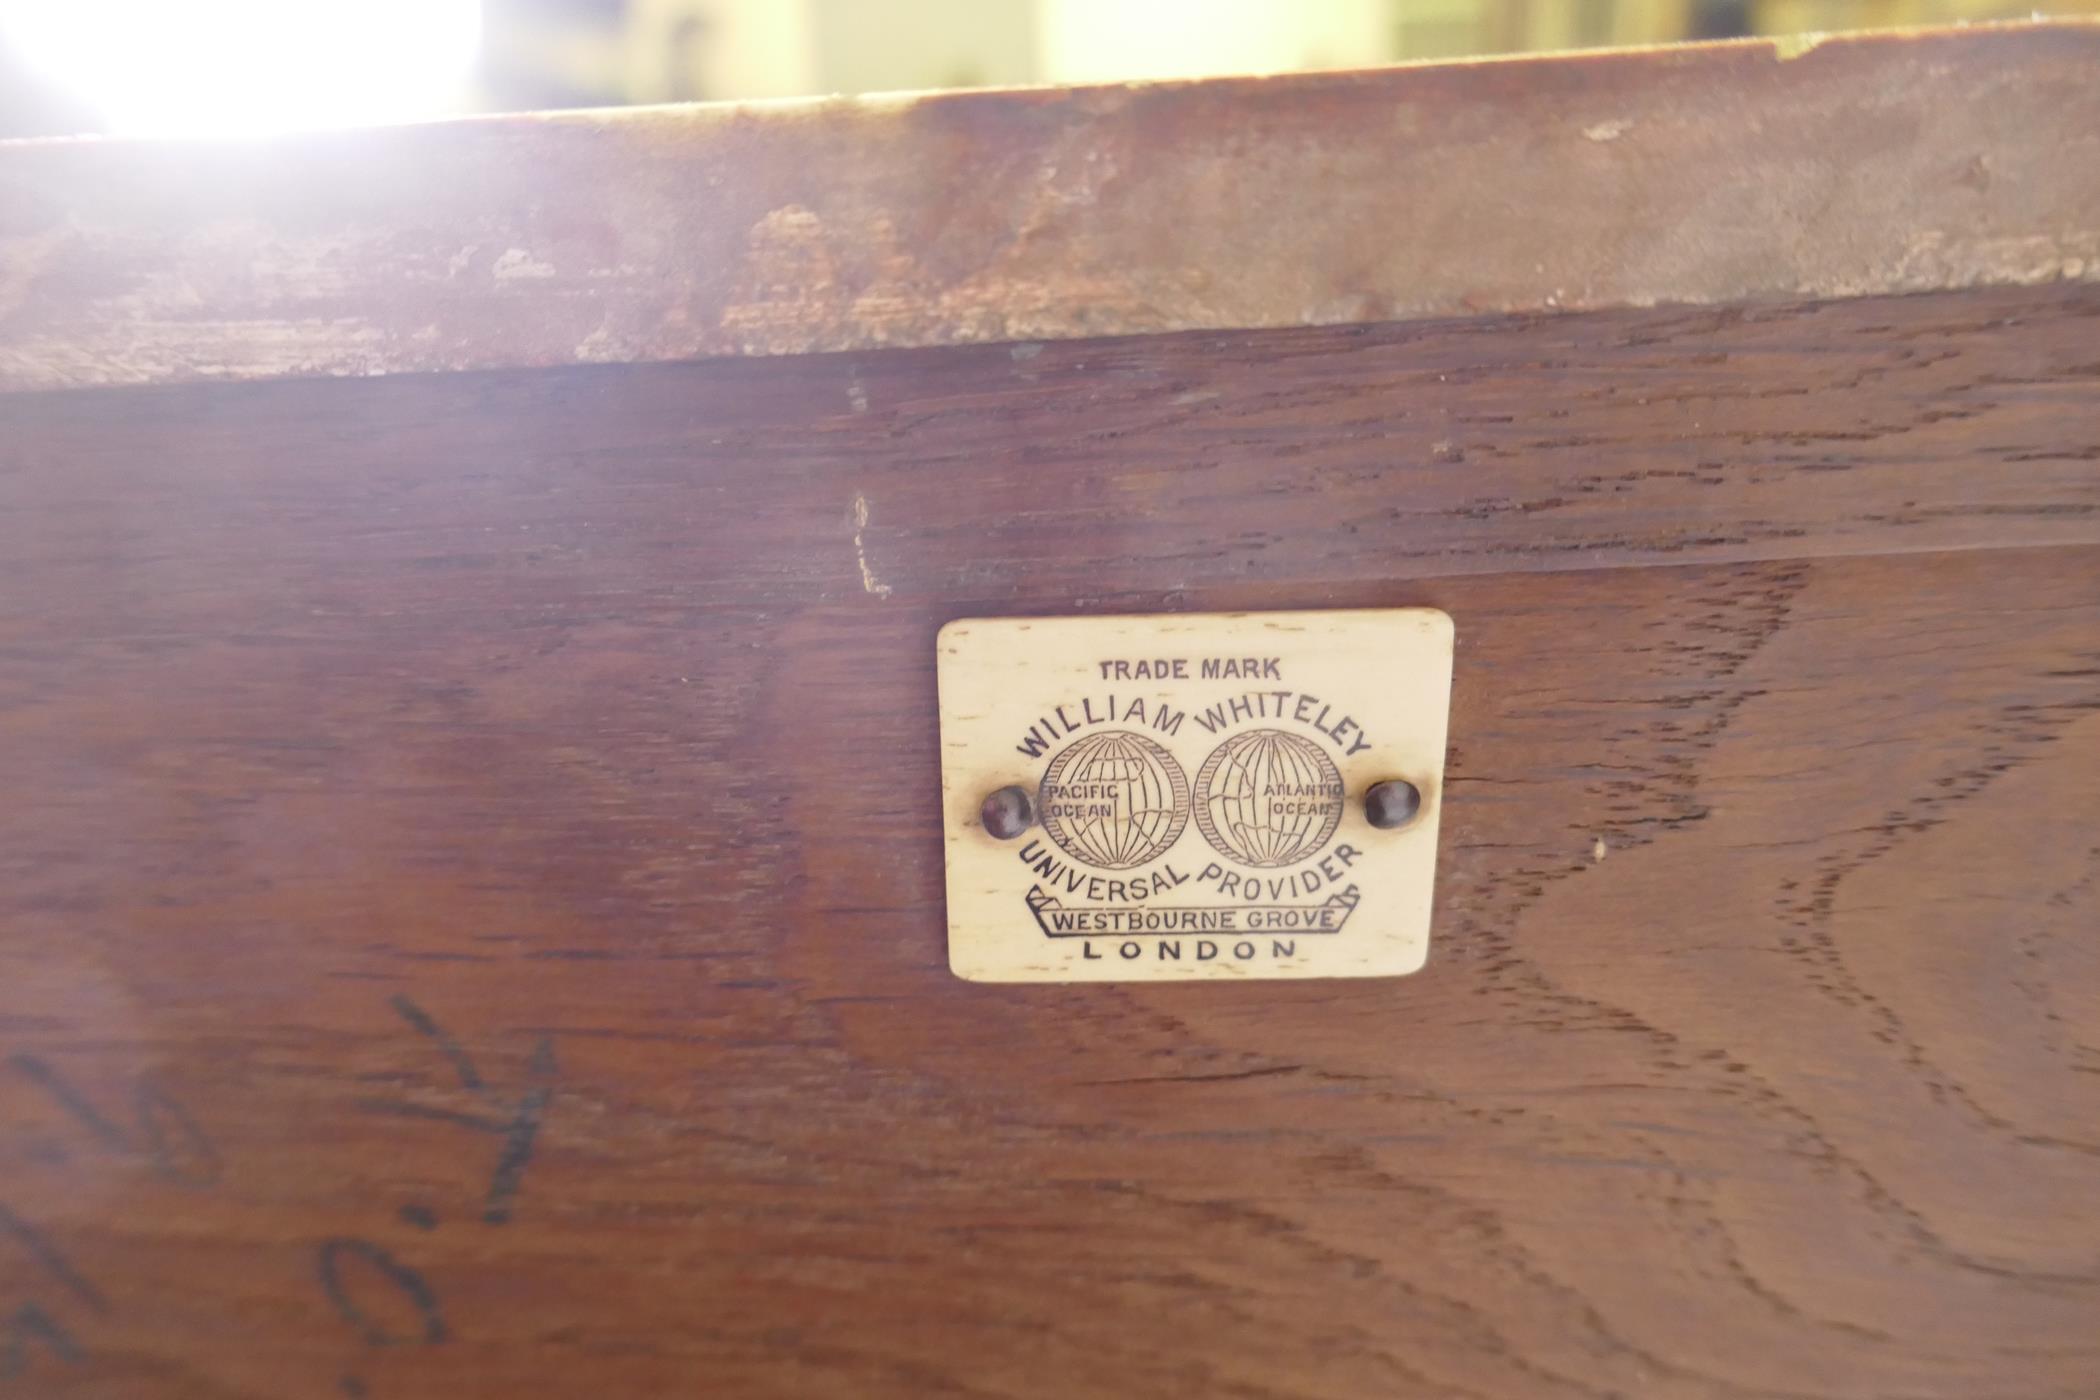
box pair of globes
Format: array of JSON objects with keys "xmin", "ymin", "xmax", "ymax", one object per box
[{"xmin": 980, "ymin": 727, "xmax": 1421, "ymax": 870}]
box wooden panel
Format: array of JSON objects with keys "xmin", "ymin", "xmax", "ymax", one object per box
[
  {"xmin": 3, "ymin": 284, "xmax": 2098, "ymax": 613},
  {"xmin": 2, "ymin": 19, "xmax": 2098, "ymax": 393},
  {"xmin": 0, "ymin": 285, "xmax": 2097, "ymax": 1398}
]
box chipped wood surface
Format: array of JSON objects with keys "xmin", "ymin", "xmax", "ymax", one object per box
[
  {"xmin": 3, "ymin": 20, "xmax": 2100, "ymax": 394},
  {"xmin": 0, "ymin": 283, "xmax": 2097, "ymax": 1396}
]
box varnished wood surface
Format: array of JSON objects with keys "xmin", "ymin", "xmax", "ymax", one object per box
[
  {"xmin": 3, "ymin": 19, "xmax": 2099, "ymax": 394},
  {"xmin": 0, "ymin": 284, "xmax": 2097, "ymax": 1397}
]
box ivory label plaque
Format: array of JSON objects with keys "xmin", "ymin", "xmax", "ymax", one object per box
[{"xmin": 938, "ymin": 609, "xmax": 1454, "ymax": 982}]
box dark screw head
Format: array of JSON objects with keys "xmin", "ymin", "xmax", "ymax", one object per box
[
  {"xmin": 1364, "ymin": 780, "xmax": 1423, "ymax": 830},
  {"xmin": 980, "ymin": 784, "xmax": 1035, "ymax": 840}
]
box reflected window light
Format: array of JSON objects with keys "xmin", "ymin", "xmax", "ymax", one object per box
[{"xmin": 0, "ymin": 0, "xmax": 480, "ymax": 138}]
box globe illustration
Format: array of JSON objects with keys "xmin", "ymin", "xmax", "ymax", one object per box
[
  {"xmin": 1038, "ymin": 730, "xmax": 1190, "ymax": 870},
  {"xmin": 1194, "ymin": 729, "xmax": 1345, "ymax": 867}
]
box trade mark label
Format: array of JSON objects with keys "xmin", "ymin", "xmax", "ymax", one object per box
[{"xmin": 938, "ymin": 610, "xmax": 1453, "ymax": 982}]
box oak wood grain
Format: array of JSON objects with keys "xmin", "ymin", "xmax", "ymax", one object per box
[{"xmin": 0, "ymin": 284, "xmax": 2096, "ymax": 1398}]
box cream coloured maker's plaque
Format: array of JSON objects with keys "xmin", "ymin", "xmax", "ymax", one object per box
[{"xmin": 939, "ymin": 609, "xmax": 1454, "ymax": 982}]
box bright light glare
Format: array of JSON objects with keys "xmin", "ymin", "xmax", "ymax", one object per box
[{"xmin": 0, "ymin": 0, "xmax": 480, "ymax": 138}]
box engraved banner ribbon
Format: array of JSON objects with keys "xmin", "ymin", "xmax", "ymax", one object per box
[{"xmin": 1026, "ymin": 885, "xmax": 1359, "ymax": 938}]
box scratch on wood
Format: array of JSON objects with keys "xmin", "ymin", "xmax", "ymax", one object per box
[{"xmin": 853, "ymin": 493, "xmax": 892, "ymax": 598}]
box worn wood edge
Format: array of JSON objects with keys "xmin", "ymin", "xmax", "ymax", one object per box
[{"xmin": 0, "ymin": 19, "xmax": 2096, "ymax": 395}]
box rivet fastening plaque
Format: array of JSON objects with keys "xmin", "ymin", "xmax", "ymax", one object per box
[
  {"xmin": 980, "ymin": 784, "xmax": 1035, "ymax": 840},
  {"xmin": 1364, "ymin": 779, "xmax": 1423, "ymax": 830}
]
